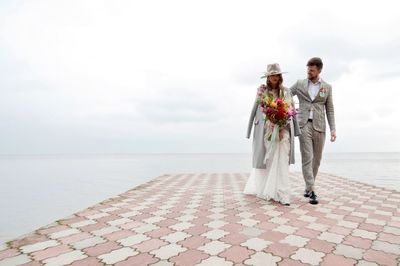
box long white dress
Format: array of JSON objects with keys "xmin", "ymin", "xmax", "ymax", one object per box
[
  {"xmin": 243, "ymin": 127, "xmax": 291, "ymax": 204},
  {"xmin": 243, "ymin": 90, "xmax": 292, "ymax": 204}
]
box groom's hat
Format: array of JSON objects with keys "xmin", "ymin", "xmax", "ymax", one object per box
[{"xmin": 260, "ymin": 63, "xmax": 287, "ymax": 78}]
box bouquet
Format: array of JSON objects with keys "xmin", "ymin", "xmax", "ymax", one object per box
[
  {"xmin": 255, "ymin": 84, "xmax": 297, "ymax": 163},
  {"xmin": 256, "ymin": 84, "xmax": 297, "ymax": 133}
]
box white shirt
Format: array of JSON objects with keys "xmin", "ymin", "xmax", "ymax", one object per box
[{"xmin": 307, "ymin": 78, "xmax": 321, "ymax": 119}]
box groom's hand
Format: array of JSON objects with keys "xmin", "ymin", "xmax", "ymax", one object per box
[{"xmin": 330, "ymin": 131, "xmax": 337, "ymax": 142}]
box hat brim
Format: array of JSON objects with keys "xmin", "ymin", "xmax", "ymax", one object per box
[{"xmin": 260, "ymin": 71, "xmax": 288, "ymax": 78}]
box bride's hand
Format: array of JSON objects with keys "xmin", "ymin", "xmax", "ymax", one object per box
[{"xmin": 279, "ymin": 128, "xmax": 285, "ymax": 141}]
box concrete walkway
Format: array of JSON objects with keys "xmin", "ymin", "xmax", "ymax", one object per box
[{"xmin": 0, "ymin": 173, "xmax": 399, "ymax": 265}]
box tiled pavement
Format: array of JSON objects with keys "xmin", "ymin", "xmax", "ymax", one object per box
[{"xmin": 1, "ymin": 172, "xmax": 400, "ymax": 266}]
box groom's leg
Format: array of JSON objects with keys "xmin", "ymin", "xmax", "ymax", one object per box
[
  {"xmin": 312, "ymin": 129, "xmax": 326, "ymax": 179},
  {"xmin": 299, "ymin": 121, "xmax": 314, "ymax": 191}
]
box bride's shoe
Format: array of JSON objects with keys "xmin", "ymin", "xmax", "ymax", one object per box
[{"xmin": 279, "ymin": 201, "xmax": 290, "ymax": 206}]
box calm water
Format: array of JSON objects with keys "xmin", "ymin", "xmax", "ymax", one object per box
[{"xmin": 0, "ymin": 152, "xmax": 399, "ymax": 244}]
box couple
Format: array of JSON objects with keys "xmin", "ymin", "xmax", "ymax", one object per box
[{"xmin": 243, "ymin": 57, "xmax": 336, "ymax": 206}]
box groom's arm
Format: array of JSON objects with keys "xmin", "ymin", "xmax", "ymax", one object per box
[
  {"xmin": 289, "ymin": 80, "xmax": 299, "ymax": 96},
  {"xmin": 325, "ymin": 85, "xmax": 336, "ymax": 140}
]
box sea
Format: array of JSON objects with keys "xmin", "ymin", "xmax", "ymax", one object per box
[{"xmin": 0, "ymin": 152, "xmax": 399, "ymax": 244}]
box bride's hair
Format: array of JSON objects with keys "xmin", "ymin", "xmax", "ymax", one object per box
[{"xmin": 266, "ymin": 74, "xmax": 284, "ymax": 91}]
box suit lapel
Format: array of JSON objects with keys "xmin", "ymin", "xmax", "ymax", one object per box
[{"xmin": 302, "ymin": 79, "xmax": 312, "ymax": 101}]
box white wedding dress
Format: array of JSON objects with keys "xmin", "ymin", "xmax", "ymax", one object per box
[{"xmin": 243, "ymin": 126, "xmax": 291, "ymax": 205}]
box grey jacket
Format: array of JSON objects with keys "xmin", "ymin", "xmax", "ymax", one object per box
[
  {"xmin": 290, "ymin": 79, "xmax": 336, "ymax": 133},
  {"xmin": 246, "ymin": 86, "xmax": 301, "ymax": 168}
]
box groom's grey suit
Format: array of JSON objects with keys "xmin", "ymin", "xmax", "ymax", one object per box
[{"xmin": 290, "ymin": 79, "xmax": 336, "ymax": 190}]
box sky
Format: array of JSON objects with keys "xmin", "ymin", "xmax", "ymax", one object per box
[{"xmin": 0, "ymin": 0, "xmax": 399, "ymax": 154}]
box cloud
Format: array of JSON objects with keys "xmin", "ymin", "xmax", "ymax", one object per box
[{"xmin": 0, "ymin": 0, "xmax": 399, "ymax": 154}]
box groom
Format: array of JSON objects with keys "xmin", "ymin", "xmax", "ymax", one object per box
[{"xmin": 290, "ymin": 57, "xmax": 336, "ymax": 205}]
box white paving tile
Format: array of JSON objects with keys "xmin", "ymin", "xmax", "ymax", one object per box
[
  {"xmin": 150, "ymin": 243, "xmax": 187, "ymax": 260},
  {"xmin": 201, "ymin": 229, "xmax": 229, "ymax": 240},
  {"xmin": 0, "ymin": 254, "xmax": 31, "ymax": 266},
  {"xmin": 92, "ymin": 226, "xmax": 121, "ymax": 236},
  {"xmin": 198, "ymin": 240, "xmax": 231, "ymax": 255},
  {"xmin": 118, "ymin": 234, "xmax": 150, "ymax": 246},
  {"xmin": 72, "ymin": 236, "xmax": 107, "ymax": 249},
  {"xmin": 49, "ymin": 228, "xmax": 81, "ymax": 239},
  {"xmin": 241, "ymin": 238, "xmax": 272, "ymax": 251},
  {"xmin": 244, "ymin": 252, "xmax": 282, "ymax": 266},
  {"xmin": 20, "ymin": 240, "xmax": 60, "ymax": 253},
  {"xmin": 280, "ymin": 235, "xmax": 309, "ymax": 247},
  {"xmin": 98, "ymin": 247, "xmax": 138, "ymax": 264},
  {"xmin": 42, "ymin": 250, "xmax": 87, "ymax": 266},
  {"xmin": 195, "ymin": 256, "xmax": 233, "ymax": 266},
  {"xmin": 161, "ymin": 231, "xmax": 191, "ymax": 243},
  {"xmin": 291, "ymin": 248, "xmax": 324, "ymax": 265},
  {"xmin": 70, "ymin": 219, "xmax": 96, "ymax": 228}
]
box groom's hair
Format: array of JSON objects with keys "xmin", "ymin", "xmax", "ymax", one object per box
[{"xmin": 307, "ymin": 57, "xmax": 323, "ymax": 70}]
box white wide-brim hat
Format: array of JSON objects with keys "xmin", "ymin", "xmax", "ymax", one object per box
[{"xmin": 260, "ymin": 63, "xmax": 288, "ymax": 78}]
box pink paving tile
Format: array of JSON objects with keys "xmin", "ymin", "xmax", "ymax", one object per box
[
  {"xmin": 305, "ymin": 239, "xmax": 336, "ymax": 253},
  {"xmin": 343, "ymin": 215, "xmax": 366, "ymax": 223},
  {"xmin": 114, "ymin": 252, "xmax": 159, "ymax": 266},
  {"xmin": 80, "ymin": 222, "xmax": 108, "ymax": 232},
  {"xmin": 145, "ymin": 227, "xmax": 174, "ymax": 238},
  {"xmin": 184, "ymin": 225, "xmax": 209, "ymax": 236},
  {"xmin": 363, "ymin": 249, "xmax": 398, "ymax": 266},
  {"xmin": 220, "ymin": 233, "xmax": 251, "ymax": 245},
  {"xmin": 321, "ymin": 254, "xmax": 358, "ymax": 266},
  {"xmin": 287, "ymin": 219, "xmax": 308, "ymax": 229},
  {"xmin": 96, "ymin": 214, "xmax": 122, "ymax": 223},
  {"xmin": 377, "ymin": 232, "xmax": 400, "ymax": 245},
  {"xmin": 278, "ymin": 258, "xmax": 308, "ymax": 266},
  {"xmin": 257, "ymin": 221, "xmax": 279, "ymax": 231},
  {"xmin": 69, "ymin": 257, "xmax": 104, "ymax": 265},
  {"xmin": 295, "ymin": 228, "xmax": 321, "ymax": 239},
  {"xmin": 103, "ymin": 229, "xmax": 136, "ymax": 241},
  {"xmin": 0, "ymin": 248, "xmax": 20, "ymax": 260},
  {"xmin": 368, "ymin": 213, "xmax": 392, "ymax": 222},
  {"xmin": 191, "ymin": 216, "xmax": 213, "ymax": 226},
  {"xmin": 259, "ymin": 231, "xmax": 287, "ymax": 242},
  {"xmin": 11, "ymin": 233, "xmax": 52, "ymax": 250},
  {"xmin": 178, "ymin": 235, "xmax": 211, "ymax": 249},
  {"xmin": 83, "ymin": 241, "xmax": 122, "ymax": 257},
  {"xmin": 132, "ymin": 239, "xmax": 168, "ymax": 253},
  {"xmin": 219, "ymin": 245, "xmax": 255, "ymax": 264},
  {"xmin": 170, "ymin": 249, "xmax": 209, "ymax": 265},
  {"xmin": 328, "ymin": 226, "xmax": 352, "ymax": 236},
  {"xmin": 59, "ymin": 232, "xmax": 92, "ymax": 245},
  {"xmin": 221, "ymin": 223, "xmax": 245, "ymax": 233},
  {"xmin": 358, "ymin": 223, "xmax": 383, "ymax": 233},
  {"xmin": 37, "ymin": 225, "xmax": 70, "ymax": 235},
  {"xmin": 155, "ymin": 218, "xmax": 179, "ymax": 227},
  {"xmin": 265, "ymin": 243, "xmax": 298, "ymax": 258},
  {"xmin": 59, "ymin": 216, "xmax": 86, "ymax": 225},
  {"xmin": 31, "ymin": 244, "xmax": 72, "ymax": 261},
  {"xmin": 316, "ymin": 217, "xmax": 338, "ymax": 226}
]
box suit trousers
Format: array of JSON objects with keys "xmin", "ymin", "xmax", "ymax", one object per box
[{"xmin": 299, "ymin": 120, "xmax": 326, "ymax": 191}]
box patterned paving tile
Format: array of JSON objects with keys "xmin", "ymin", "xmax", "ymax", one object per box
[{"xmin": 1, "ymin": 173, "xmax": 399, "ymax": 265}]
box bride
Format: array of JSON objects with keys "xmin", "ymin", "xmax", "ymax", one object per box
[{"xmin": 244, "ymin": 63, "xmax": 300, "ymax": 206}]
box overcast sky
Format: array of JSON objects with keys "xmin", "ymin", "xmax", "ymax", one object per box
[{"xmin": 0, "ymin": 0, "xmax": 399, "ymax": 154}]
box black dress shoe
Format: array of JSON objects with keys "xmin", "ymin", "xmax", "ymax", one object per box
[
  {"xmin": 303, "ymin": 190, "xmax": 311, "ymax": 198},
  {"xmin": 309, "ymin": 191, "xmax": 319, "ymax": 205}
]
